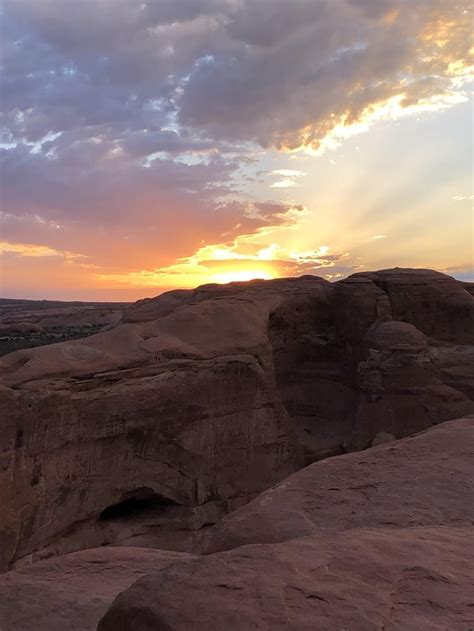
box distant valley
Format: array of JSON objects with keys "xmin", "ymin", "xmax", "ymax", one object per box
[{"xmin": 0, "ymin": 298, "xmax": 128, "ymax": 357}]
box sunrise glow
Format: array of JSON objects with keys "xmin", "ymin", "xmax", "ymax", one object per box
[
  {"xmin": 1, "ymin": 1, "xmax": 472, "ymax": 300},
  {"xmin": 211, "ymin": 270, "xmax": 274, "ymax": 284}
]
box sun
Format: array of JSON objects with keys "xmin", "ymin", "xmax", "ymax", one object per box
[{"xmin": 211, "ymin": 269, "xmax": 274, "ymax": 284}]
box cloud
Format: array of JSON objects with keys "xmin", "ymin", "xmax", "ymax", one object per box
[
  {"xmin": 269, "ymin": 168, "xmax": 306, "ymax": 188},
  {"xmin": 0, "ymin": 240, "xmax": 83, "ymax": 259},
  {"xmin": 3, "ymin": 0, "xmax": 471, "ymax": 147},
  {"xmin": 271, "ymin": 170, "xmax": 306, "ymax": 177},
  {"xmin": 270, "ymin": 179, "xmax": 298, "ymax": 189},
  {"xmin": 98, "ymin": 225, "xmax": 351, "ymax": 289},
  {"xmin": 178, "ymin": 1, "xmax": 473, "ymax": 148},
  {"xmin": 1, "ymin": 0, "xmax": 472, "ymax": 295}
]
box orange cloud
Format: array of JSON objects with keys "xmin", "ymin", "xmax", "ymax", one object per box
[
  {"xmin": 381, "ymin": 9, "xmax": 400, "ymax": 26},
  {"xmin": 0, "ymin": 240, "xmax": 84, "ymax": 260}
]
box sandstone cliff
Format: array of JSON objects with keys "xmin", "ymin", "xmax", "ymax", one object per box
[
  {"xmin": 0, "ymin": 268, "xmax": 473, "ymax": 571},
  {"xmin": 1, "ymin": 417, "xmax": 472, "ymax": 631}
]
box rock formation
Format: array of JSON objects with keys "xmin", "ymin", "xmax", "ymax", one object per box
[
  {"xmin": 199, "ymin": 417, "xmax": 474, "ymax": 553},
  {"xmin": 98, "ymin": 417, "xmax": 474, "ymax": 631},
  {"xmin": 1, "ymin": 417, "xmax": 472, "ymax": 631},
  {"xmin": 100, "ymin": 528, "xmax": 473, "ymax": 631},
  {"xmin": 0, "ymin": 269, "xmax": 473, "ymax": 572}
]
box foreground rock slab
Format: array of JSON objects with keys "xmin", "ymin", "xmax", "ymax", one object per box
[
  {"xmin": 99, "ymin": 527, "xmax": 474, "ymax": 631},
  {"xmin": 0, "ymin": 547, "xmax": 195, "ymax": 631},
  {"xmin": 200, "ymin": 416, "xmax": 474, "ymax": 553},
  {"xmin": 1, "ymin": 419, "xmax": 473, "ymax": 630},
  {"xmin": 99, "ymin": 418, "xmax": 474, "ymax": 630}
]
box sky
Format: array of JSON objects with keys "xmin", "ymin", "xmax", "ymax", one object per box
[{"xmin": 1, "ymin": 0, "xmax": 473, "ymax": 301}]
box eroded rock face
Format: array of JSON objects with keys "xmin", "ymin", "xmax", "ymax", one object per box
[
  {"xmin": 0, "ymin": 354, "xmax": 295, "ymax": 570},
  {"xmin": 200, "ymin": 417, "xmax": 474, "ymax": 554},
  {"xmin": 0, "ymin": 269, "xmax": 473, "ymax": 570},
  {"xmin": 354, "ymin": 268, "xmax": 474, "ymax": 344},
  {"xmin": 98, "ymin": 418, "xmax": 474, "ymax": 631},
  {"xmin": 268, "ymin": 269, "xmax": 474, "ymax": 461}
]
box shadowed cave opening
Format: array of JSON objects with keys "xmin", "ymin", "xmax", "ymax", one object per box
[{"xmin": 99, "ymin": 487, "xmax": 178, "ymax": 521}]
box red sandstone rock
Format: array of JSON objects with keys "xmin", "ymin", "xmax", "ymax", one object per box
[
  {"xmin": 1, "ymin": 416, "xmax": 473, "ymax": 630},
  {"xmin": 200, "ymin": 417, "xmax": 474, "ymax": 553},
  {"xmin": 98, "ymin": 419, "xmax": 474, "ymax": 631},
  {"xmin": 351, "ymin": 268, "xmax": 474, "ymax": 343},
  {"xmin": 99, "ymin": 527, "xmax": 474, "ymax": 631},
  {"xmin": 0, "ymin": 547, "xmax": 195, "ymax": 631},
  {"xmin": 0, "ymin": 270, "xmax": 472, "ymax": 571}
]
